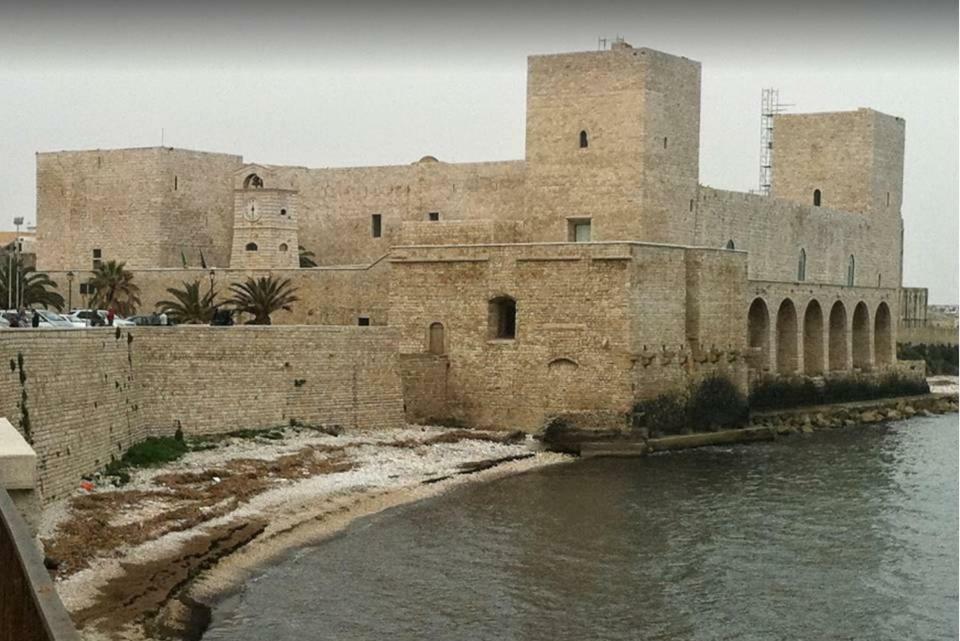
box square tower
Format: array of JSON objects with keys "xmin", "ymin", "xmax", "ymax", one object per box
[
  {"xmin": 771, "ymin": 108, "xmax": 905, "ymax": 216},
  {"xmin": 524, "ymin": 42, "xmax": 701, "ymax": 245},
  {"xmin": 230, "ymin": 167, "xmax": 300, "ymax": 270}
]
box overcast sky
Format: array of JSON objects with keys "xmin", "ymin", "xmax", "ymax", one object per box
[{"xmin": 1, "ymin": 0, "xmax": 956, "ymax": 302}]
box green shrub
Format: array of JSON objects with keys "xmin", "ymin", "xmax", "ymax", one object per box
[
  {"xmin": 688, "ymin": 375, "xmax": 749, "ymax": 430},
  {"xmin": 749, "ymin": 377, "xmax": 820, "ymax": 410},
  {"xmin": 102, "ymin": 436, "xmax": 189, "ymax": 482},
  {"xmin": 632, "ymin": 375, "xmax": 748, "ymax": 436},
  {"xmin": 897, "ymin": 343, "xmax": 959, "ymax": 376},
  {"xmin": 750, "ymin": 371, "xmax": 931, "ymax": 411}
]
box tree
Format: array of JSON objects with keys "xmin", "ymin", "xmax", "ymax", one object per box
[
  {"xmin": 156, "ymin": 280, "xmax": 218, "ymax": 324},
  {"xmin": 227, "ymin": 276, "xmax": 299, "ymax": 325},
  {"xmin": 299, "ymin": 246, "xmax": 317, "ymax": 268},
  {"xmin": 0, "ymin": 259, "xmax": 65, "ymax": 311},
  {"xmin": 88, "ymin": 260, "xmax": 141, "ymax": 316}
]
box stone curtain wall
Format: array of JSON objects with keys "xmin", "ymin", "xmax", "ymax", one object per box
[
  {"xmin": 0, "ymin": 330, "xmax": 146, "ymax": 503},
  {"xmin": 0, "ymin": 327, "xmax": 403, "ymax": 503},
  {"xmin": 695, "ymin": 187, "xmax": 903, "ymax": 289},
  {"xmin": 45, "ymin": 260, "xmax": 391, "ymax": 326}
]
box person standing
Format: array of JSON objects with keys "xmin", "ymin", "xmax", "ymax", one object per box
[
  {"xmin": 106, "ymin": 307, "xmax": 115, "ymax": 326},
  {"xmin": 31, "ymin": 310, "xmax": 40, "ymax": 328}
]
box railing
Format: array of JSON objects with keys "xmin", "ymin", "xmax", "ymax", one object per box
[{"xmin": 0, "ymin": 488, "xmax": 80, "ymax": 641}]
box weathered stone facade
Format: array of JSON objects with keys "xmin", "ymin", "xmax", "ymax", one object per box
[{"xmin": 31, "ymin": 41, "xmax": 913, "ymax": 432}]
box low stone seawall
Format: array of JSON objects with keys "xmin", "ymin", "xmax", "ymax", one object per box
[{"xmin": 0, "ymin": 326, "xmax": 404, "ymax": 503}]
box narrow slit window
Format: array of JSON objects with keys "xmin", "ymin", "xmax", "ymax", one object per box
[
  {"xmin": 174, "ymin": 175, "xmax": 178, "ymax": 191},
  {"xmin": 813, "ymin": 189, "xmax": 822, "ymax": 207},
  {"xmin": 579, "ymin": 130, "xmax": 588, "ymax": 149},
  {"xmin": 663, "ymin": 137, "xmax": 668, "ymax": 149},
  {"xmin": 372, "ymin": 214, "xmax": 382, "ymax": 238}
]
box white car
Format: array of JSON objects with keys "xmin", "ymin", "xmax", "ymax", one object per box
[
  {"xmin": 67, "ymin": 309, "xmax": 134, "ymax": 327},
  {"xmin": 32, "ymin": 310, "xmax": 81, "ymax": 329}
]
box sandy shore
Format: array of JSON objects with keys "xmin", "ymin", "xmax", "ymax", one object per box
[{"xmin": 40, "ymin": 425, "xmax": 571, "ymax": 641}]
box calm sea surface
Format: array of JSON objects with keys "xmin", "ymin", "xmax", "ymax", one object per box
[{"xmin": 205, "ymin": 414, "xmax": 958, "ymax": 641}]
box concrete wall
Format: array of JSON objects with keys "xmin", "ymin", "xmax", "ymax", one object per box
[{"xmin": 0, "ymin": 326, "xmax": 403, "ymax": 503}]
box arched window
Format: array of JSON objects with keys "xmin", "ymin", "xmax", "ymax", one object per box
[
  {"xmin": 428, "ymin": 322, "xmax": 445, "ymax": 354},
  {"xmin": 725, "ymin": 240, "xmax": 736, "ymax": 250},
  {"xmin": 488, "ymin": 296, "xmax": 517, "ymax": 340},
  {"xmin": 797, "ymin": 248, "xmax": 806, "ymax": 281},
  {"xmin": 846, "ymin": 255, "xmax": 855, "ymax": 287},
  {"xmin": 579, "ymin": 130, "xmax": 588, "ymax": 149},
  {"xmin": 245, "ymin": 242, "xmax": 258, "ymax": 251},
  {"xmin": 279, "ymin": 243, "xmax": 288, "ymax": 252},
  {"xmin": 243, "ymin": 173, "xmax": 263, "ymax": 189},
  {"xmin": 813, "ymin": 189, "xmax": 821, "ymax": 207}
]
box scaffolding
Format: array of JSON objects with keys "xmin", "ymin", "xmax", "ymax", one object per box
[{"xmin": 758, "ymin": 88, "xmax": 790, "ymax": 195}]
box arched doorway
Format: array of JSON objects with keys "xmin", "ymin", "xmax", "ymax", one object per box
[
  {"xmin": 747, "ymin": 298, "xmax": 770, "ymax": 370},
  {"xmin": 803, "ymin": 300, "xmax": 824, "ymax": 375},
  {"xmin": 776, "ymin": 299, "xmax": 799, "ymax": 374},
  {"xmin": 852, "ymin": 302, "xmax": 871, "ymax": 370},
  {"xmin": 828, "ymin": 301, "xmax": 848, "ymax": 371},
  {"xmin": 874, "ymin": 303, "xmax": 892, "ymax": 367},
  {"xmin": 428, "ymin": 322, "xmax": 445, "ymax": 355}
]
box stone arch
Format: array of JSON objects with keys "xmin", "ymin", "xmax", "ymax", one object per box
[
  {"xmin": 874, "ymin": 302, "xmax": 892, "ymax": 367},
  {"xmin": 547, "ymin": 357, "xmax": 579, "ymax": 371},
  {"xmin": 747, "ymin": 297, "xmax": 770, "ymax": 370},
  {"xmin": 852, "ymin": 302, "xmax": 871, "ymax": 370},
  {"xmin": 776, "ymin": 299, "xmax": 799, "ymax": 374},
  {"xmin": 243, "ymin": 173, "xmax": 263, "ymax": 189},
  {"xmin": 245, "ymin": 242, "xmax": 258, "ymax": 251},
  {"xmin": 803, "ymin": 300, "xmax": 825, "ymax": 375},
  {"xmin": 725, "ymin": 239, "xmax": 736, "ymax": 250},
  {"xmin": 828, "ymin": 301, "xmax": 848, "ymax": 371},
  {"xmin": 278, "ymin": 243, "xmax": 289, "ymax": 252},
  {"xmin": 428, "ymin": 322, "xmax": 445, "ymax": 355}
]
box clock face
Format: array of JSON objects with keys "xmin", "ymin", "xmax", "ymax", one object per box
[{"xmin": 244, "ymin": 200, "xmax": 260, "ymax": 222}]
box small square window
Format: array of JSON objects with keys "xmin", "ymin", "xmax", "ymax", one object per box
[
  {"xmin": 427, "ymin": 212, "xmax": 440, "ymax": 222},
  {"xmin": 92, "ymin": 248, "xmax": 102, "ymax": 258},
  {"xmin": 567, "ymin": 219, "xmax": 591, "ymax": 242},
  {"xmin": 358, "ymin": 316, "xmax": 370, "ymax": 326},
  {"xmin": 79, "ymin": 283, "xmax": 88, "ymax": 295},
  {"xmin": 92, "ymin": 259, "xmax": 102, "ymax": 270}
]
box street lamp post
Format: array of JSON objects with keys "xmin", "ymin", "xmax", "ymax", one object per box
[
  {"xmin": 66, "ymin": 271, "xmax": 75, "ymax": 311},
  {"xmin": 12, "ymin": 217, "xmax": 23, "ymax": 310}
]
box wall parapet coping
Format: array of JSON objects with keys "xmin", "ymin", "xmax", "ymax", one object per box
[
  {"xmin": 0, "ymin": 418, "xmax": 36, "ymax": 491},
  {"xmin": 748, "ymin": 280, "xmax": 900, "ymax": 294},
  {"xmin": 391, "ymin": 240, "xmax": 748, "ymax": 254}
]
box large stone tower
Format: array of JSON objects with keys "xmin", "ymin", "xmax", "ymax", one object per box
[
  {"xmin": 230, "ymin": 166, "xmax": 300, "ymax": 270},
  {"xmin": 771, "ymin": 108, "xmax": 905, "ymax": 285},
  {"xmin": 523, "ymin": 41, "xmax": 702, "ymax": 245}
]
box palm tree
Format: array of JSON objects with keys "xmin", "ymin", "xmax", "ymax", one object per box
[
  {"xmin": 0, "ymin": 259, "xmax": 65, "ymax": 311},
  {"xmin": 156, "ymin": 280, "xmax": 218, "ymax": 324},
  {"xmin": 299, "ymin": 246, "xmax": 318, "ymax": 268},
  {"xmin": 88, "ymin": 260, "xmax": 141, "ymax": 316},
  {"xmin": 227, "ymin": 276, "xmax": 299, "ymax": 325}
]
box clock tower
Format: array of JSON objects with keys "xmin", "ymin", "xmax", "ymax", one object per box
[{"xmin": 230, "ymin": 165, "xmax": 300, "ymax": 269}]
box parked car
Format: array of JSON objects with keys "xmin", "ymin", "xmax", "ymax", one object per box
[
  {"xmin": 67, "ymin": 309, "xmax": 134, "ymax": 327},
  {"xmin": 32, "ymin": 310, "xmax": 80, "ymax": 329},
  {"xmin": 0, "ymin": 315, "xmax": 9, "ymax": 329}
]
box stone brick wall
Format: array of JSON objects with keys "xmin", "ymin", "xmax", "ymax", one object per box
[
  {"xmin": 390, "ymin": 241, "xmax": 749, "ymax": 431},
  {"xmin": 37, "ymin": 148, "xmax": 242, "ymax": 271},
  {"xmin": 0, "ymin": 326, "xmax": 403, "ymax": 503},
  {"xmin": 397, "ymin": 354, "xmax": 449, "ymax": 425},
  {"xmin": 46, "ymin": 261, "xmax": 391, "ymax": 326}
]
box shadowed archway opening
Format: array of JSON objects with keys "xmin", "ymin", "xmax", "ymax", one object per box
[
  {"xmin": 428, "ymin": 322, "xmax": 445, "ymax": 355},
  {"xmin": 776, "ymin": 299, "xmax": 798, "ymax": 374},
  {"xmin": 803, "ymin": 300, "xmax": 824, "ymax": 375},
  {"xmin": 874, "ymin": 302, "xmax": 892, "ymax": 367},
  {"xmin": 852, "ymin": 302, "xmax": 871, "ymax": 370},
  {"xmin": 747, "ymin": 298, "xmax": 770, "ymax": 370},
  {"xmin": 828, "ymin": 301, "xmax": 848, "ymax": 371}
]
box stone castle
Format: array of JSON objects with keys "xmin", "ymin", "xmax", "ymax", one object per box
[{"xmin": 32, "ymin": 41, "xmax": 909, "ymax": 431}]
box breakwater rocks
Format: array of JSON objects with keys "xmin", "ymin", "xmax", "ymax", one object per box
[
  {"xmin": 542, "ymin": 394, "xmax": 959, "ymax": 456},
  {"xmin": 751, "ymin": 394, "xmax": 958, "ymax": 435}
]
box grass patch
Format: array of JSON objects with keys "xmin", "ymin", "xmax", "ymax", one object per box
[
  {"xmin": 633, "ymin": 375, "xmax": 748, "ymax": 437},
  {"xmin": 103, "ymin": 437, "xmax": 189, "ymax": 481},
  {"xmin": 750, "ymin": 371, "xmax": 931, "ymax": 411}
]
